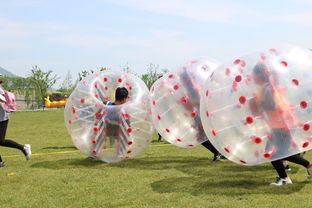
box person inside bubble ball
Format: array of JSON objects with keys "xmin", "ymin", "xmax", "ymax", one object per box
[
  {"xmin": 250, "ymin": 63, "xmax": 312, "ymax": 186},
  {"xmin": 92, "ymin": 87, "xmax": 130, "ymax": 158},
  {"xmin": 180, "ymin": 70, "xmax": 224, "ymax": 161}
]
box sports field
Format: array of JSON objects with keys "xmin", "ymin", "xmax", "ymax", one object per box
[{"xmin": 1, "ymin": 110, "xmax": 312, "ymax": 208}]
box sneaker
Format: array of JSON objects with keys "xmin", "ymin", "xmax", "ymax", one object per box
[
  {"xmin": 220, "ymin": 155, "xmax": 227, "ymax": 160},
  {"xmin": 270, "ymin": 177, "xmax": 292, "ymax": 186},
  {"xmin": 284, "ymin": 164, "xmax": 291, "ymax": 172},
  {"xmin": 307, "ymin": 166, "xmax": 312, "ymax": 179},
  {"xmin": 23, "ymin": 144, "xmax": 32, "ymax": 160},
  {"xmin": 213, "ymin": 154, "xmax": 221, "ymax": 162},
  {"xmin": 0, "ymin": 162, "xmax": 5, "ymax": 167}
]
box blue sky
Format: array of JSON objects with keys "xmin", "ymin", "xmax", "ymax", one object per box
[{"xmin": 1, "ymin": 0, "xmax": 312, "ymax": 86}]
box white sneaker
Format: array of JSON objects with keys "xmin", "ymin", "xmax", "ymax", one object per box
[
  {"xmin": 307, "ymin": 166, "xmax": 312, "ymax": 179},
  {"xmin": 270, "ymin": 177, "xmax": 292, "ymax": 186},
  {"xmin": 24, "ymin": 144, "xmax": 32, "ymax": 160}
]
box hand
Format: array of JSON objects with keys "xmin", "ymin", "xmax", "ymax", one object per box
[{"xmin": 249, "ymin": 98, "xmax": 260, "ymax": 116}]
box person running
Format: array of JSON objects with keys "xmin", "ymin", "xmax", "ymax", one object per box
[
  {"xmin": 250, "ymin": 63, "xmax": 312, "ymax": 186},
  {"xmin": 92, "ymin": 87, "xmax": 130, "ymax": 157},
  {"xmin": 180, "ymin": 70, "xmax": 223, "ymax": 161},
  {"xmin": 0, "ymin": 80, "xmax": 31, "ymax": 167}
]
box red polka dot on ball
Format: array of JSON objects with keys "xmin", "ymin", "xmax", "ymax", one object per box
[
  {"xmin": 300, "ymin": 101, "xmax": 308, "ymax": 109},
  {"xmin": 224, "ymin": 146, "xmax": 230, "ymax": 153},
  {"xmin": 253, "ymin": 137, "xmax": 262, "ymax": 144},
  {"xmin": 263, "ymin": 153, "xmax": 272, "ymax": 158},
  {"xmin": 239, "ymin": 96, "xmax": 246, "ymax": 104},
  {"xmin": 96, "ymin": 113, "xmax": 103, "ymax": 119},
  {"xmin": 303, "ymin": 142, "xmax": 310, "ymax": 148},
  {"xmin": 240, "ymin": 160, "xmax": 246, "ymax": 164},
  {"xmin": 303, "ymin": 123, "xmax": 310, "ymax": 131},
  {"xmin": 280, "ymin": 61, "xmax": 288, "ymax": 67},
  {"xmin": 233, "ymin": 59, "xmax": 241, "ymax": 65},
  {"xmin": 205, "ymin": 111, "xmax": 209, "ymax": 117},
  {"xmin": 292, "ymin": 79, "xmax": 299, "ymax": 86},
  {"xmin": 181, "ymin": 97, "xmax": 188, "ymax": 104},
  {"xmin": 245, "ymin": 116, "xmax": 254, "ymax": 124},
  {"xmin": 173, "ymin": 84, "xmax": 180, "ymax": 90},
  {"xmin": 235, "ymin": 75, "xmax": 242, "ymax": 82}
]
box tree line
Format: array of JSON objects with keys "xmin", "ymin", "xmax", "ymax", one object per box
[{"xmin": 2, "ymin": 64, "xmax": 167, "ymax": 108}]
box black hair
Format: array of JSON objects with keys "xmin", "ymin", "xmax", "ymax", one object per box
[
  {"xmin": 115, "ymin": 87, "xmax": 128, "ymax": 101},
  {"xmin": 253, "ymin": 63, "xmax": 269, "ymax": 83}
]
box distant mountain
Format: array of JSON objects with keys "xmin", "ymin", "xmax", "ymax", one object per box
[{"xmin": 0, "ymin": 67, "xmax": 16, "ymax": 77}]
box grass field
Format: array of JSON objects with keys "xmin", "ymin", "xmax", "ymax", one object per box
[{"xmin": 1, "ymin": 110, "xmax": 312, "ymax": 208}]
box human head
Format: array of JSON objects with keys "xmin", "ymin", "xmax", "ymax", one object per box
[
  {"xmin": 115, "ymin": 87, "xmax": 129, "ymax": 104},
  {"xmin": 253, "ymin": 63, "xmax": 270, "ymax": 85}
]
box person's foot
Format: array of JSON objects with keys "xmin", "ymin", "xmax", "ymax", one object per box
[
  {"xmin": 0, "ymin": 162, "xmax": 5, "ymax": 167},
  {"xmin": 220, "ymin": 155, "xmax": 227, "ymax": 160},
  {"xmin": 270, "ymin": 177, "xmax": 292, "ymax": 186},
  {"xmin": 307, "ymin": 166, "xmax": 312, "ymax": 179},
  {"xmin": 212, "ymin": 154, "xmax": 221, "ymax": 162},
  {"xmin": 284, "ymin": 164, "xmax": 291, "ymax": 171},
  {"xmin": 23, "ymin": 144, "xmax": 32, "ymax": 160}
]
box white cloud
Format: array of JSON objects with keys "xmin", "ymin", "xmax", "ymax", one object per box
[
  {"xmin": 59, "ymin": 34, "xmax": 149, "ymax": 50},
  {"xmin": 110, "ymin": 0, "xmax": 245, "ymax": 23},
  {"xmin": 277, "ymin": 13, "xmax": 312, "ymax": 25}
]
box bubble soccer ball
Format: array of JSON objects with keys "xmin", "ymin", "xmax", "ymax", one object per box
[
  {"xmin": 64, "ymin": 71, "xmax": 154, "ymax": 163},
  {"xmin": 150, "ymin": 58, "xmax": 219, "ymax": 148},
  {"xmin": 200, "ymin": 46, "xmax": 312, "ymax": 165}
]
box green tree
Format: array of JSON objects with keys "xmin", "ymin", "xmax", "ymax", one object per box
[
  {"xmin": 59, "ymin": 70, "xmax": 74, "ymax": 94},
  {"xmin": 29, "ymin": 66, "xmax": 59, "ymax": 107},
  {"xmin": 141, "ymin": 63, "xmax": 163, "ymax": 89},
  {"xmin": 78, "ymin": 67, "xmax": 110, "ymax": 81},
  {"xmin": 1, "ymin": 76, "xmax": 34, "ymax": 107}
]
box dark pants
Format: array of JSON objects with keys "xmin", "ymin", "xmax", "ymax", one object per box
[
  {"xmin": 267, "ymin": 128, "xmax": 310, "ymax": 178},
  {"xmin": 157, "ymin": 133, "xmax": 162, "ymax": 142},
  {"xmin": 201, "ymin": 140, "xmax": 219, "ymax": 156},
  {"xmin": 272, "ymin": 154, "xmax": 309, "ymax": 178},
  {"xmin": 0, "ymin": 120, "xmax": 24, "ymax": 151}
]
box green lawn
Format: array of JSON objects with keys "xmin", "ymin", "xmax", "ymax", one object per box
[{"xmin": 1, "ymin": 110, "xmax": 312, "ymax": 208}]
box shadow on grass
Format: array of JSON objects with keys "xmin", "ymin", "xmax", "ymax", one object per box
[
  {"xmin": 150, "ymin": 176, "xmax": 309, "ymax": 196},
  {"xmin": 42, "ymin": 146, "xmax": 77, "ymax": 150},
  {"xmin": 31, "ymin": 158, "xmax": 106, "ymax": 169},
  {"xmin": 110, "ymin": 156, "xmax": 307, "ymax": 195},
  {"xmin": 30, "ymin": 155, "xmax": 308, "ymax": 196}
]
